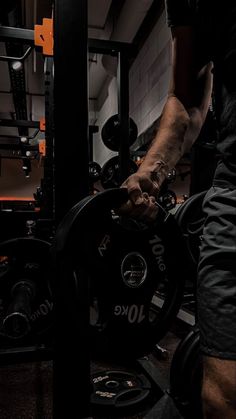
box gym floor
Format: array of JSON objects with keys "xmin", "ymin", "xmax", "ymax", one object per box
[{"xmin": 0, "ymin": 319, "xmax": 191, "ymax": 419}]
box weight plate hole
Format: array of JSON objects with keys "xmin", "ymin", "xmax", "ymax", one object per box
[{"xmin": 105, "ymin": 380, "xmax": 119, "ymax": 389}]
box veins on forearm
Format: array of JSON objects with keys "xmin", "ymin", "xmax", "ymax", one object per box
[{"xmin": 142, "ymin": 97, "xmax": 190, "ymax": 170}]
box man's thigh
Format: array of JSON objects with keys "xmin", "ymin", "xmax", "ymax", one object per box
[{"xmin": 197, "ymin": 186, "xmax": 236, "ymax": 359}]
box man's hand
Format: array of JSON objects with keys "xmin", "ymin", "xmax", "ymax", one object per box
[{"xmin": 119, "ymin": 169, "xmax": 163, "ymax": 221}]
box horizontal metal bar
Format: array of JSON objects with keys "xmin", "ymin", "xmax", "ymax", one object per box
[
  {"xmin": 0, "ymin": 27, "xmax": 133, "ymax": 56},
  {"xmin": 0, "ymin": 26, "xmax": 131, "ymax": 55},
  {"xmin": 0, "ymin": 119, "xmax": 40, "ymax": 128},
  {"xmin": 88, "ymin": 38, "xmax": 132, "ymax": 55},
  {"xmin": 0, "ymin": 26, "xmax": 34, "ymax": 44}
]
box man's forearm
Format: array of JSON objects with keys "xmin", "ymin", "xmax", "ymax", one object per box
[
  {"xmin": 139, "ymin": 95, "xmax": 191, "ymax": 176},
  {"xmin": 138, "ymin": 59, "xmax": 213, "ymax": 180}
]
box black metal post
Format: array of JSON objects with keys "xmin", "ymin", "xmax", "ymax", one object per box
[
  {"xmin": 117, "ymin": 51, "xmax": 130, "ymax": 183},
  {"xmin": 88, "ymin": 125, "xmax": 99, "ymax": 161},
  {"xmin": 54, "ymin": 0, "xmax": 90, "ymax": 418},
  {"xmin": 54, "ymin": 0, "xmax": 89, "ymax": 226},
  {"xmin": 89, "ymin": 38, "xmax": 131, "ymax": 55},
  {"xmin": 0, "ymin": 119, "xmax": 40, "ymax": 128},
  {"xmin": 42, "ymin": 56, "xmax": 55, "ymax": 219}
]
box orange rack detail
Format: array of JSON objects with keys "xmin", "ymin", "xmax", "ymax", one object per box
[
  {"xmin": 40, "ymin": 117, "xmax": 46, "ymax": 132},
  {"xmin": 34, "ymin": 18, "xmax": 53, "ymax": 56},
  {"xmin": 39, "ymin": 140, "xmax": 46, "ymax": 157}
]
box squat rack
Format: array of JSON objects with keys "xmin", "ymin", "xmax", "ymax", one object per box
[
  {"xmin": 0, "ymin": 12, "xmax": 132, "ymax": 221},
  {"xmin": 0, "ymin": 1, "xmax": 133, "ymax": 416}
]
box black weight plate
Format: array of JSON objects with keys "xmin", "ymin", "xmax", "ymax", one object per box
[
  {"xmin": 175, "ymin": 191, "xmax": 206, "ymax": 231},
  {"xmin": 0, "ymin": 238, "xmax": 53, "ymax": 342},
  {"xmin": 170, "ymin": 328, "xmax": 203, "ymax": 418},
  {"xmin": 101, "ymin": 115, "xmax": 138, "ymax": 152},
  {"xmin": 91, "ymin": 370, "xmax": 152, "ymax": 413},
  {"xmin": 175, "ymin": 190, "xmax": 207, "ymax": 266},
  {"xmin": 54, "ymin": 188, "xmax": 188, "ymax": 361},
  {"xmin": 101, "ymin": 156, "xmax": 137, "ymax": 189}
]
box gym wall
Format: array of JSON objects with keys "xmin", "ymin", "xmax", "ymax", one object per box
[
  {"xmin": 129, "ymin": 11, "xmax": 171, "ymax": 135},
  {"xmin": 93, "ymin": 77, "xmax": 118, "ymax": 167},
  {"xmin": 93, "ymin": 10, "xmax": 171, "ymax": 167}
]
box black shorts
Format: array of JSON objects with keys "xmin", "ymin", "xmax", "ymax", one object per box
[{"xmin": 197, "ymin": 171, "xmax": 236, "ymax": 359}]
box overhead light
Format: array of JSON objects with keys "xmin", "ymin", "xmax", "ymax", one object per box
[{"xmin": 11, "ymin": 60, "xmax": 23, "ymax": 72}]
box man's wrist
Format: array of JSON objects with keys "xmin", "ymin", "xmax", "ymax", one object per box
[
  {"xmin": 153, "ymin": 158, "xmax": 170, "ymax": 177},
  {"xmin": 140, "ymin": 153, "xmax": 170, "ymax": 176},
  {"xmin": 150, "ymin": 169, "xmax": 166, "ymax": 186},
  {"xmin": 140, "ymin": 156, "xmax": 170, "ymax": 179}
]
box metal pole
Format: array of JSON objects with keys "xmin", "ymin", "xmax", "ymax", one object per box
[
  {"xmin": 54, "ymin": 0, "xmax": 90, "ymax": 418},
  {"xmin": 117, "ymin": 51, "xmax": 130, "ymax": 183},
  {"xmin": 54, "ymin": 0, "xmax": 89, "ymax": 226}
]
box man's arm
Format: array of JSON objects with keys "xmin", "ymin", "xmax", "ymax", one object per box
[
  {"xmin": 141, "ymin": 26, "xmax": 213, "ymax": 173},
  {"xmin": 121, "ymin": 26, "xmax": 213, "ymax": 217}
]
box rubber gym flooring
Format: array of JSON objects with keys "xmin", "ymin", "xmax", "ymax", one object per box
[{"xmin": 0, "ymin": 318, "xmax": 192, "ymax": 419}]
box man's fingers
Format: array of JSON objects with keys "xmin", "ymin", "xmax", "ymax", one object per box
[
  {"xmin": 140, "ymin": 193, "xmax": 158, "ymax": 217},
  {"xmin": 120, "ymin": 171, "xmax": 160, "ymax": 220},
  {"xmin": 118, "ymin": 190, "xmax": 158, "ymax": 221},
  {"xmin": 130, "ymin": 189, "xmax": 144, "ymax": 206}
]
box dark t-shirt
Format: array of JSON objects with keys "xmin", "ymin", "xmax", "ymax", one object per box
[{"xmin": 165, "ymin": 0, "xmax": 236, "ymax": 174}]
